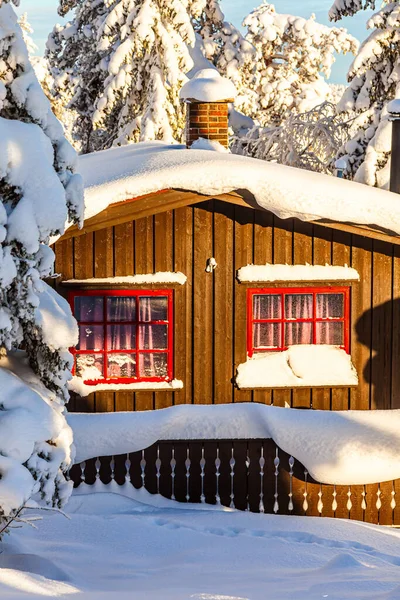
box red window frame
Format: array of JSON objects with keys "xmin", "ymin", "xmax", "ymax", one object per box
[
  {"xmin": 247, "ymin": 286, "xmax": 350, "ymax": 358},
  {"xmin": 69, "ymin": 289, "xmax": 173, "ymax": 385}
]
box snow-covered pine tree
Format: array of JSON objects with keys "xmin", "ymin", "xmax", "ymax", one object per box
[
  {"xmin": 239, "ymin": 3, "xmax": 358, "ymax": 126},
  {"xmin": 333, "ymin": 2, "xmax": 400, "ymax": 188},
  {"xmin": 48, "ymin": 0, "xmax": 196, "ymax": 151},
  {"xmin": 0, "ymin": 0, "xmax": 83, "ymax": 532},
  {"xmin": 192, "ymin": 0, "xmax": 257, "ymax": 113}
]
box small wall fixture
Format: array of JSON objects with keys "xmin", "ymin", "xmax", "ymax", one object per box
[{"xmin": 205, "ymin": 257, "xmax": 217, "ymax": 273}]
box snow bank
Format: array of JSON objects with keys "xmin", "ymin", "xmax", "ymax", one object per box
[
  {"xmin": 237, "ymin": 264, "xmax": 359, "ymax": 283},
  {"xmin": 68, "ymin": 402, "xmax": 400, "ymax": 485},
  {"xmin": 64, "ymin": 272, "xmax": 187, "ymax": 286},
  {"xmin": 236, "ymin": 346, "xmax": 357, "ymax": 389},
  {"xmin": 68, "ymin": 377, "xmax": 183, "ymax": 397},
  {"xmin": 190, "ymin": 138, "xmax": 230, "ymax": 153},
  {"xmin": 180, "ymin": 69, "xmax": 236, "ymax": 102},
  {"xmin": 78, "ymin": 142, "xmax": 400, "ymax": 236},
  {"xmin": 0, "ymin": 352, "xmax": 73, "ymax": 516}
]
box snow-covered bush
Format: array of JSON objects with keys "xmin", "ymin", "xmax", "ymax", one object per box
[
  {"xmin": 232, "ymin": 102, "xmax": 353, "ymax": 174},
  {"xmin": 334, "ymin": 2, "xmax": 400, "ymax": 188},
  {"xmin": 0, "ymin": 0, "xmax": 83, "ymax": 535},
  {"xmin": 239, "ymin": 3, "xmax": 358, "ymax": 126}
]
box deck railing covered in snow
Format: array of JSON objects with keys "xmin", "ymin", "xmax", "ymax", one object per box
[{"xmin": 68, "ymin": 439, "xmax": 400, "ymax": 525}]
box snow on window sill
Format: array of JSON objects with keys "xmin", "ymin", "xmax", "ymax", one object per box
[
  {"xmin": 68, "ymin": 377, "xmax": 184, "ymax": 397},
  {"xmin": 62, "ymin": 272, "xmax": 187, "ymax": 286},
  {"xmin": 237, "ymin": 264, "xmax": 359, "ymax": 283},
  {"xmin": 236, "ymin": 345, "xmax": 358, "ymax": 389}
]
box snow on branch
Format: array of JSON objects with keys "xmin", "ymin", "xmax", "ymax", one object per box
[{"xmin": 68, "ymin": 402, "xmax": 400, "ymax": 486}]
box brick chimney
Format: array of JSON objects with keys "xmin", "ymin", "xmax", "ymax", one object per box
[
  {"xmin": 388, "ymin": 100, "xmax": 400, "ymax": 193},
  {"xmin": 180, "ymin": 69, "xmax": 237, "ymax": 149}
]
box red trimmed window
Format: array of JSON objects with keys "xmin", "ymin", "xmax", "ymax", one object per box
[
  {"xmin": 247, "ymin": 287, "xmax": 350, "ymax": 358},
  {"xmin": 69, "ymin": 290, "xmax": 173, "ymax": 384}
]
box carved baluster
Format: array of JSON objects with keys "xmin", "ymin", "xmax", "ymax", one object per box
[
  {"xmin": 391, "ymin": 483, "xmax": 396, "ymax": 511},
  {"xmin": 317, "ymin": 485, "xmax": 323, "ymax": 514},
  {"xmin": 303, "ymin": 469, "xmax": 309, "ymax": 513},
  {"xmin": 110, "ymin": 456, "xmax": 115, "ymax": 481},
  {"xmin": 245, "ymin": 452, "xmax": 250, "ymax": 512},
  {"xmin": 259, "ymin": 446, "xmax": 265, "ymax": 513},
  {"xmin": 95, "ymin": 458, "xmax": 101, "ymax": 482},
  {"xmin": 200, "ymin": 448, "xmax": 206, "ymax": 504},
  {"xmin": 347, "ymin": 487, "xmax": 352, "ymax": 512},
  {"xmin": 125, "ymin": 454, "xmax": 131, "ymax": 484},
  {"xmin": 170, "ymin": 448, "xmax": 176, "ymax": 500},
  {"xmin": 155, "ymin": 445, "xmax": 162, "ymax": 494},
  {"xmin": 185, "ymin": 447, "xmax": 191, "ymax": 502},
  {"xmin": 215, "ymin": 448, "xmax": 221, "ymax": 505},
  {"xmin": 361, "ymin": 487, "xmax": 367, "ymax": 511},
  {"xmin": 376, "ymin": 486, "xmax": 382, "ymax": 511},
  {"xmin": 288, "ymin": 456, "xmax": 294, "ymax": 512},
  {"xmin": 273, "ymin": 448, "xmax": 280, "ymax": 514},
  {"xmin": 80, "ymin": 461, "xmax": 86, "ymax": 483},
  {"xmin": 140, "ymin": 450, "xmax": 146, "ymax": 488},
  {"xmin": 230, "ymin": 447, "xmax": 236, "ymax": 509},
  {"xmin": 332, "ymin": 486, "xmax": 337, "ymax": 513}
]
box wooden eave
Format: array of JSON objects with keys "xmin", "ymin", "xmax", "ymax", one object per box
[{"xmin": 56, "ymin": 187, "xmax": 400, "ymax": 247}]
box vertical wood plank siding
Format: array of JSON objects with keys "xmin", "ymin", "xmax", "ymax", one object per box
[{"xmin": 54, "ymin": 202, "xmax": 400, "ymax": 412}]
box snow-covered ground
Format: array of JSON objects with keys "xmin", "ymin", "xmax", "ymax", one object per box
[{"xmin": 1, "ymin": 489, "xmax": 400, "ymax": 599}]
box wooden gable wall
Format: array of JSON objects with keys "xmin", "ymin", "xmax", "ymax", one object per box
[{"xmin": 54, "ymin": 199, "xmax": 400, "ymax": 413}]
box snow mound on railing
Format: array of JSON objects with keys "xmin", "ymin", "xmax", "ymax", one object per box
[{"xmin": 68, "ymin": 403, "xmax": 400, "ymax": 486}]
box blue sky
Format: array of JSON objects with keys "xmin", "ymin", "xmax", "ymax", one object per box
[{"xmin": 15, "ymin": 0, "xmax": 373, "ymax": 84}]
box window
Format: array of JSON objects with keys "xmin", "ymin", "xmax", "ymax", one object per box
[
  {"xmin": 247, "ymin": 287, "xmax": 350, "ymax": 357},
  {"xmin": 69, "ymin": 290, "xmax": 173, "ymax": 384}
]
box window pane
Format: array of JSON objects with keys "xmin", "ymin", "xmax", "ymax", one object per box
[
  {"xmin": 74, "ymin": 296, "xmax": 103, "ymax": 322},
  {"xmin": 253, "ymin": 294, "xmax": 281, "ymax": 320},
  {"xmin": 138, "ymin": 324, "xmax": 168, "ymax": 350},
  {"xmin": 107, "ymin": 354, "xmax": 136, "ymax": 378},
  {"xmin": 77, "ymin": 325, "xmax": 104, "ymax": 351},
  {"xmin": 139, "ymin": 297, "xmax": 168, "ymax": 322},
  {"xmin": 139, "ymin": 353, "xmax": 168, "ymax": 378},
  {"xmin": 316, "ymin": 294, "xmax": 344, "ymax": 319},
  {"xmin": 253, "ymin": 323, "xmax": 281, "ymax": 349},
  {"xmin": 106, "ymin": 297, "xmax": 136, "ymax": 321},
  {"xmin": 75, "ymin": 353, "xmax": 103, "ymax": 380},
  {"xmin": 316, "ymin": 322, "xmax": 344, "ymax": 345},
  {"xmin": 107, "ymin": 325, "xmax": 136, "ymax": 350},
  {"xmin": 284, "ymin": 294, "xmax": 313, "ymax": 320},
  {"xmin": 285, "ymin": 322, "xmax": 313, "ymax": 346}
]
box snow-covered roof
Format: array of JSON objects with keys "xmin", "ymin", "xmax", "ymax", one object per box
[{"xmin": 78, "ymin": 142, "xmax": 400, "ymax": 237}]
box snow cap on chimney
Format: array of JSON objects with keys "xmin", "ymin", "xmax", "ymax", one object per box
[
  {"xmin": 180, "ymin": 69, "xmax": 237, "ymax": 149},
  {"xmin": 388, "ymin": 99, "xmax": 400, "ymax": 120}
]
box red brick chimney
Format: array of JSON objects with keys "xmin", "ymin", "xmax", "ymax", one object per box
[{"xmin": 180, "ymin": 69, "xmax": 237, "ymax": 149}]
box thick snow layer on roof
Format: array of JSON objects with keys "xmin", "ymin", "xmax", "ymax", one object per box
[
  {"xmin": 236, "ymin": 346, "xmax": 358, "ymax": 388},
  {"xmin": 180, "ymin": 68, "xmax": 236, "ymax": 102},
  {"xmin": 237, "ymin": 263, "xmax": 359, "ymax": 282},
  {"xmin": 69, "ymin": 402, "xmax": 400, "ymax": 485},
  {"xmin": 79, "ymin": 142, "xmax": 400, "ymax": 235}
]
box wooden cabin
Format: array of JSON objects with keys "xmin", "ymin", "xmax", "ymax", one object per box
[{"xmin": 53, "ymin": 146, "xmax": 400, "ymax": 416}]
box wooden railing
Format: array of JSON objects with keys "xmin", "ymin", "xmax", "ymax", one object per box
[{"xmin": 68, "ymin": 439, "xmax": 400, "ymax": 525}]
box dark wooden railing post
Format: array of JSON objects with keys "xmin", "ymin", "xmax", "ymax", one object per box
[{"xmin": 388, "ymin": 100, "xmax": 400, "ymax": 194}]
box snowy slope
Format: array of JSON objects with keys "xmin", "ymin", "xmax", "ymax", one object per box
[
  {"xmin": 2, "ymin": 491, "xmax": 400, "ymax": 599},
  {"xmin": 79, "ymin": 142, "xmax": 400, "ymax": 236}
]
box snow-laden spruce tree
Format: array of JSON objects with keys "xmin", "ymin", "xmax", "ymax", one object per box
[
  {"xmin": 48, "ymin": 0, "xmax": 197, "ymax": 151},
  {"xmin": 0, "ymin": 0, "xmax": 83, "ymax": 535},
  {"xmin": 239, "ymin": 3, "xmax": 358, "ymax": 126},
  {"xmin": 332, "ymin": 1, "xmax": 400, "ymax": 188}
]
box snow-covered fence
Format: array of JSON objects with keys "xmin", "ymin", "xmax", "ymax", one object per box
[{"xmin": 68, "ymin": 440, "xmax": 400, "ymax": 525}]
